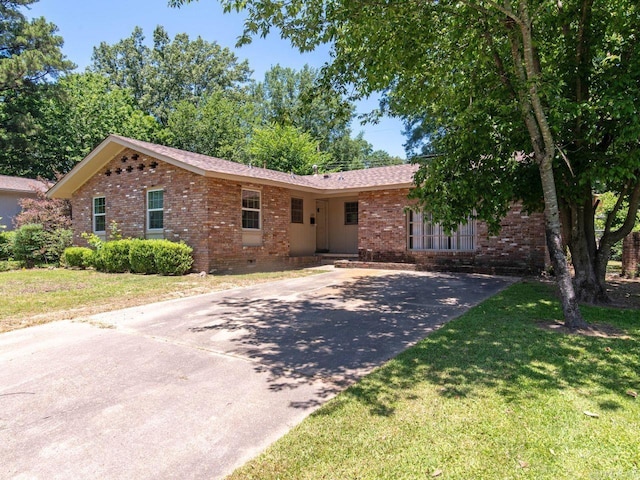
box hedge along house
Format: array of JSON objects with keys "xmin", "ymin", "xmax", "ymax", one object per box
[{"xmin": 48, "ymin": 135, "xmax": 547, "ymax": 275}]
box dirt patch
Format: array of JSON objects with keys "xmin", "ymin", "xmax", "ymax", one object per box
[
  {"xmin": 536, "ymin": 319, "xmax": 631, "ymax": 339},
  {"xmin": 605, "ymin": 275, "xmax": 640, "ymax": 310}
]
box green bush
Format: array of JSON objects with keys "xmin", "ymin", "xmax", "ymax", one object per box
[
  {"xmin": 43, "ymin": 228, "xmax": 73, "ymax": 264},
  {"xmin": 99, "ymin": 239, "xmax": 133, "ymax": 273},
  {"xmin": 0, "ymin": 230, "xmax": 15, "ymax": 261},
  {"xmin": 63, "ymin": 247, "xmax": 94, "ymax": 269},
  {"xmin": 153, "ymin": 240, "xmax": 193, "ymax": 275},
  {"xmin": 13, "ymin": 224, "xmax": 46, "ymax": 267},
  {"xmin": 129, "ymin": 239, "xmax": 157, "ymax": 274}
]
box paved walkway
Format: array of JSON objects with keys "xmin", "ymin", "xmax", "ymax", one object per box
[{"xmin": 1, "ymin": 268, "xmax": 514, "ymax": 479}]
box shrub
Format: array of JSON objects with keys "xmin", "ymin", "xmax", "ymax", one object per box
[
  {"xmin": 63, "ymin": 247, "xmax": 94, "ymax": 269},
  {"xmin": 13, "ymin": 224, "xmax": 46, "ymax": 267},
  {"xmin": 129, "ymin": 240, "xmax": 157, "ymax": 274},
  {"xmin": 99, "ymin": 239, "xmax": 133, "ymax": 273},
  {"xmin": 43, "ymin": 228, "xmax": 73, "ymax": 264},
  {"xmin": 153, "ymin": 240, "xmax": 193, "ymax": 275},
  {"xmin": 0, "ymin": 230, "xmax": 15, "ymax": 261}
]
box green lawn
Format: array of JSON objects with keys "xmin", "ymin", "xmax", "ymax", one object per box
[
  {"xmin": 229, "ymin": 281, "xmax": 640, "ymax": 480},
  {"xmin": 1, "ymin": 268, "xmax": 320, "ymax": 333}
]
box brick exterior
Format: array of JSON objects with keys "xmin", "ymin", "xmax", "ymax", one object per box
[
  {"xmin": 622, "ymin": 232, "xmax": 640, "ymax": 278},
  {"xmin": 71, "ymin": 149, "xmax": 317, "ymax": 274},
  {"xmin": 69, "ymin": 146, "xmax": 546, "ymax": 276},
  {"xmin": 358, "ymin": 189, "xmax": 547, "ymax": 275}
]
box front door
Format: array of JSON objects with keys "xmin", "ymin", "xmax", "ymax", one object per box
[{"xmin": 315, "ymin": 200, "xmax": 329, "ymax": 252}]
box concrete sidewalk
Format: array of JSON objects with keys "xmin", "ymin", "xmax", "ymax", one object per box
[{"xmin": 1, "ymin": 269, "xmax": 514, "ymax": 479}]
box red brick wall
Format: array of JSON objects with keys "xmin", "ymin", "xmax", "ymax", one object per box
[
  {"xmin": 358, "ymin": 189, "xmax": 547, "ymax": 275},
  {"xmin": 622, "ymin": 232, "xmax": 640, "ymax": 278},
  {"xmin": 70, "ymin": 150, "xmax": 308, "ymax": 273},
  {"xmin": 71, "ymin": 148, "xmax": 211, "ymax": 271}
]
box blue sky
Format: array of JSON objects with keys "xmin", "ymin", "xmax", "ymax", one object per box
[{"xmin": 28, "ymin": 0, "xmax": 408, "ymax": 158}]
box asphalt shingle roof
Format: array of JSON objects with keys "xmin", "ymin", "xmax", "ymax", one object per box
[
  {"xmin": 115, "ymin": 135, "xmax": 418, "ymax": 191},
  {"xmin": 0, "ymin": 174, "xmax": 48, "ymax": 193}
]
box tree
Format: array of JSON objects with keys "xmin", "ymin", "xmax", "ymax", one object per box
[
  {"xmin": 254, "ymin": 64, "xmax": 353, "ymax": 151},
  {"xmin": 0, "ymin": 0, "xmax": 74, "ymax": 177},
  {"xmin": 246, "ymin": 123, "xmax": 328, "ymax": 174},
  {"xmin": 90, "ymin": 26, "xmax": 252, "ymax": 125},
  {"xmin": 0, "ymin": 0, "xmax": 73, "ymax": 93},
  {"xmin": 167, "ymin": 90, "xmax": 257, "ymax": 161},
  {"xmin": 168, "ymin": 0, "xmax": 640, "ymax": 328},
  {"xmin": 1, "ymin": 73, "xmax": 160, "ymax": 178}
]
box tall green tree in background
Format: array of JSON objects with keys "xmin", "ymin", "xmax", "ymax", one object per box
[
  {"xmin": 246, "ymin": 123, "xmax": 328, "ymax": 174},
  {"xmin": 254, "ymin": 64, "xmax": 353, "ymax": 151},
  {"xmin": 169, "ymin": 0, "xmax": 640, "ymax": 328},
  {"xmin": 0, "ymin": 0, "xmax": 74, "ymax": 177},
  {"xmin": 90, "ymin": 26, "xmax": 252, "ymax": 125},
  {"xmin": 167, "ymin": 90, "xmax": 256, "ymax": 161}
]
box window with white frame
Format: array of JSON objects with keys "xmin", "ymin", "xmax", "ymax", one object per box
[
  {"xmin": 242, "ymin": 189, "xmax": 261, "ymax": 229},
  {"xmin": 93, "ymin": 197, "xmax": 106, "ymax": 233},
  {"xmin": 147, "ymin": 189, "xmax": 164, "ymax": 230},
  {"xmin": 408, "ymin": 211, "xmax": 476, "ymax": 251}
]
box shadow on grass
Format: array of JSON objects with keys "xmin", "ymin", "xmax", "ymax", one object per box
[
  {"xmin": 338, "ymin": 281, "xmax": 640, "ymax": 416},
  {"xmin": 187, "ymin": 272, "xmax": 512, "ymax": 408}
]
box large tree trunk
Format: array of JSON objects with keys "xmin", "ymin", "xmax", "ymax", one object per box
[
  {"xmin": 566, "ymin": 192, "xmax": 610, "ymax": 304},
  {"xmin": 539, "ymin": 161, "xmax": 588, "ymax": 329}
]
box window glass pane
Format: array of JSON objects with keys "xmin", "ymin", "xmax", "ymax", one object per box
[
  {"xmin": 93, "ymin": 197, "xmax": 105, "ymax": 214},
  {"xmin": 242, "ymin": 210, "xmax": 260, "ymax": 229},
  {"xmin": 148, "ymin": 190, "xmax": 164, "ymax": 210},
  {"xmin": 94, "ymin": 215, "xmax": 106, "ymax": 233},
  {"xmin": 345, "ymin": 201, "xmax": 358, "ymax": 225},
  {"xmin": 242, "ymin": 190, "xmax": 260, "ymax": 209},
  {"xmin": 149, "ymin": 210, "xmax": 164, "ymax": 229},
  {"xmin": 291, "ymin": 197, "xmax": 303, "ymax": 223}
]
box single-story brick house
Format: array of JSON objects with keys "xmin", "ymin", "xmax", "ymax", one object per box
[
  {"xmin": 0, "ymin": 175, "xmax": 49, "ymax": 230},
  {"xmin": 48, "ymin": 135, "xmax": 547, "ymax": 274}
]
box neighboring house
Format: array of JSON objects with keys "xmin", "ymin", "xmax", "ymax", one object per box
[
  {"xmin": 0, "ymin": 175, "xmax": 49, "ymax": 230},
  {"xmin": 48, "ymin": 135, "xmax": 547, "ymax": 275}
]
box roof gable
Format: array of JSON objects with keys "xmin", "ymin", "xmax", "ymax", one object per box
[{"xmin": 48, "ymin": 135, "xmax": 418, "ymax": 199}]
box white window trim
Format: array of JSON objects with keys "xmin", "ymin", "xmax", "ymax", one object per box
[
  {"xmin": 147, "ymin": 189, "xmax": 164, "ymax": 231},
  {"xmin": 93, "ymin": 196, "xmax": 106, "ymax": 233},
  {"xmin": 408, "ymin": 211, "xmax": 476, "ymax": 251},
  {"xmin": 242, "ymin": 189, "xmax": 261, "ymax": 230}
]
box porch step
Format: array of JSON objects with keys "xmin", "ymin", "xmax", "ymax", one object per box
[{"xmin": 315, "ymin": 253, "xmax": 359, "ymax": 265}]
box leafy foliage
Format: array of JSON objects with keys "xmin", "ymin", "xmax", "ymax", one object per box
[
  {"xmin": 247, "ymin": 123, "xmax": 328, "ymax": 174},
  {"xmin": 62, "ymin": 246, "xmax": 94, "ymax": 269},
  {"xmin": 152, "ymin": 240, "xmax": 193, "ymax": 276},
  {"xmin": 14, "ymin": 187, "xmax": 71, "ymax": 230},
  {"xmin": 90, "ymin": 25, "xmax": 252, "ymax": 126},
  {"xmin": 0, "ymin": 0, "xmax": 74, "ymax": 177}
]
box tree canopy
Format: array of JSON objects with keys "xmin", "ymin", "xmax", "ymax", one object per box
[
  {"xmin": 0, "ymin": 0, "xmax": 74, "ymax": 177},
  {"xmin": 90, "ymin": 25, "xmax": 252, "ymax": 125}
]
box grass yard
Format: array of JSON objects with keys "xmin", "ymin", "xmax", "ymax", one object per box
[
  {"xmin": 229, "ymin": 280, "xmax": 640, "ymax": 480},
  {"xmin": 0, "ymin": 268, "xmax": 321, "ymax": 333}
]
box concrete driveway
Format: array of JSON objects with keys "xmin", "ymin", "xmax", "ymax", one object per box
[{"xmin": 1, "ymin": 268, "xmax": 514, "ymax": 479}]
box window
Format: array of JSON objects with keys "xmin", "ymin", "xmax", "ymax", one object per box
[
  {"xmin": 93, "ymin": 197, "xmax": 106, "ymax": 233},
  {"xmin": 291, "ymin": 197, "xmax": 303, "ymax": 224},
  {"xmin": 147, "ymin": 189, "xmax": 164, "ymax": 230},
  {"xmin": 242, "ymin": 189, "xmax": 261, "ymax": 229},
  {"xmin": 408, "ymin": 211, "xmax": 476, "ymax": 251},
  {"xmin": 345, "ymin": 201, "xmax": 358, "ymax": 225}
]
